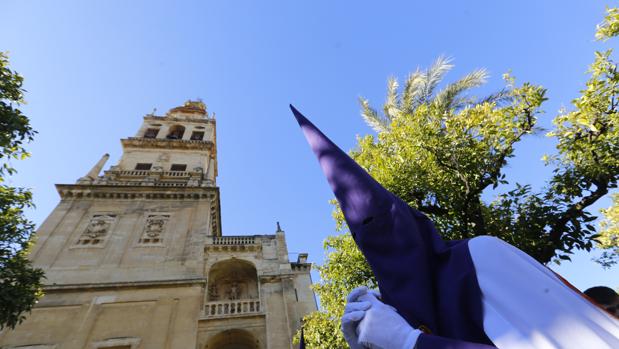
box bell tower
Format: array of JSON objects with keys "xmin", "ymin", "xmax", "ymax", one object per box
[
  {"xmin": 106, "ymin": 100, "xmax": 218, "ymax": 189},
  {"xmin": 0, "ymin": 101, "xmax": 316, "ymax": 349}
]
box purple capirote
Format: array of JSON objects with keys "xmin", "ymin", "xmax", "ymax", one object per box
[{"xmin": 291, "ymin": 105, "xmax": 495, "ymax": 348}]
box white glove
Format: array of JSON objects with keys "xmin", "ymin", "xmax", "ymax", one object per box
[
  {"xmin": 342, "ymin": 286, "xmax": 372, "ymax": 349},
  {"xmin": 356, "ymin": 291, "xmax": 421, "ymax": 349}
]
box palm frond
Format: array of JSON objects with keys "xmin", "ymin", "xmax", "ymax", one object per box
[
  {"xmin": 478, "ymin": 88, "xmax": 514, "ymax": 107},
  {"xmin": 362, "ymin": 56, "xmax": 503, "ymax": 132},
  {"xmin": 449, "ymin": 96, "xmax": 477, "ymax": 111},
  {"xmin": 420, "ymin": 56, "xmax": 454, "ymax": 103},
  {"xmin": 434, "ymin": 68, "xmax": 488, "ymax": 111},
  {"xmin": 402, "ymin": 69, "xmax": 425, "ymax": 113},
  {"xmin": 360, "ymin": 97, "xmax": 389, "ymax": 133},
  {"xmin": 383, "ymin": 77, "xmax": 401, "ymax": 121}
]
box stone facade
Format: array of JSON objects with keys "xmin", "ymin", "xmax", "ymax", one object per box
[{"xmin": 0, "ymin": 101, "xmax": 317, "ymax": 349}]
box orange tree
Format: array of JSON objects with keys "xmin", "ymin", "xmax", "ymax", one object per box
[{"xmin": 0, "ymin": 52, "xmax": 44, "ymax": 330}]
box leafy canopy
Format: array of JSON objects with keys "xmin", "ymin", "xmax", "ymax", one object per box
[
  {"xmin": 599, "ymin": 193, "xmax": 619, "ymax": 266},
  {"xmin": 0, "ymin": 52, "xmax": 44, "ymax": 330},
  {"xmin": 299, "ymin": 8, "xmax": 619, "ymax": 347},
  {"xmin": 589, "ymin": 6, "xmax": 619, "ymax": 267}
]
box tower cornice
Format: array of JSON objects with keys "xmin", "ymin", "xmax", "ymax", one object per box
[
  {"xmin": 121, "ymin": 137, "xmax": 214, "ymax": 151},
  {"xmin": 56, "ymin": 183, "xmax": 218, "ymax": 200},
  {"xmin": 144, "ymin": 115, "xmax": 215, "ymax": 124}
]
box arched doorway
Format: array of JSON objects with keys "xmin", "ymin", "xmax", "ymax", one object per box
[{"xmin": 205, "ymin": 329, "xmax": 258, "ymax": 349}]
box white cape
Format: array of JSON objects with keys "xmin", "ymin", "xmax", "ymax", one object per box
[{"xmin": 469, "ymin": 236, "xmax": 619, "ymax": 349}]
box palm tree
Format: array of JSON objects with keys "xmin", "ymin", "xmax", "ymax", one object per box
[{"xmin": 360, "ymin": 56, "xmax": 510, "ymax": 133}]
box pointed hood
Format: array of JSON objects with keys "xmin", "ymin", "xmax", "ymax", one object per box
[
  {"xmin": 290, "ymin": 105, "xmax": 393, "ymax": 229},
  {"xmin": 290, "ymin": 105, "xmax": 442, "ymax": 330},
  {"xmin": 291, "ymin": 105, "xmax": 494, "ymax": 344}
]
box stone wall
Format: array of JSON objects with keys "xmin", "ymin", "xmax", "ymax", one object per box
[
  {"xmin": 0, "ymin": 282, "xmax": 204, "ymax": 349},
  {"xmin": 31, "ymin": 193, "xmax": 215, "ymax": 285},
  {"xmin": 0, "ymin": 104, "xmax": 316, "ymax": 349}
]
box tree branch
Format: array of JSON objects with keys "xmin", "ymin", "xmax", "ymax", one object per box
[
  {"xmin": 418, "ymin": 204, "xmax": 449, "ymax": 215},
  {"xmin": 410, "ymin": 190, "xmax": 449, "ymax": 215},
  {"xmin": 541, "ymin": 177, "xmax": 613, "ymax": 262},
  {"xmin": 477, "ymin": 108, "xmax": 534, "ymax": 193}
]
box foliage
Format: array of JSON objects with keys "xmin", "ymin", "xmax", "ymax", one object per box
[
  {"xmin": 596, "ymin": 7, "xmax": 619, "ymax": 41},
  {"xmin": 598, "ymin": 193, "xmax": 619, "ymax": 267},
  {"xmin": 546, "ymin": 7, "xmax": 619, "ymax": 267},
  {"xmin": 593, "ymin": 8, "xmax": 619, "ymax": 266},
  {"xmin": 0, "ymin": 52, "xmax": 44, "ymax": 330},
  {"xmin": 294, "ymin": 234, "xmax": 376, "ymax": 348},
  {"xmin": 301, "ymin": 8, "xmax": 619, "ymax": 347}
]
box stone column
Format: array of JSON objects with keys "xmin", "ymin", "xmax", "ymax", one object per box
[{"xmin": 77, "ymin": 153, "xmax": 109, "ymax": 184}]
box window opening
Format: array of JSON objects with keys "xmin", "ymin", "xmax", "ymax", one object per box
[
  {"xmin": 170, "ymin": 164, "xmax": 187, "ymax": 171},
  {"xmin": 190, "ymin": 131, "xmax": 204, "ymax": 140},
  {"xmin": 135, "ymin": 163, "xmax": 152, "ymax": 170},
  {"xmin": 166, "ymin": 125, "xmax": 185, "ymax": 139},
  {"xmin": 143, "ymin": 128, "xmax": 159, "ymax": 138}
]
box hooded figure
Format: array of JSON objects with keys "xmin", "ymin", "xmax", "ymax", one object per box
[{"xmin": 291, "ymin": 105, "xmax": 619, "ymax": 349}]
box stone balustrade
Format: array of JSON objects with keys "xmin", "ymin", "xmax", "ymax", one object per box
[
  {"xmin": 108, "ymin": 169, "xmax": 195, "ymax": 178},
  {"xmin": 115, "ymin": 170, "xmax": 152, "ymax": 176},
  {"xmin": 127, "ymin": 137, "xmax": 211, "ymax": 145},
  {"xmin": 165, "ymin": 171, "xmax": 190, "ymax": 177},
  {"xmin": 154, "ymin": 182, "xmax": 188, "ymax": 187},
  {"xmin": 205, "ymin": 235, "xmax": 264, "ymax": 252},
  {"xmin": 212, "ymin": 236, "xmax": 256, "ymax": 245},
  {"xmin": 202, "ymin": 299, "xmax": 261, "ymax": 318}
]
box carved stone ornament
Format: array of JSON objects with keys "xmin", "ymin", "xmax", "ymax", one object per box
[
  {"xmin": 139, "ymin": 214, "xmax": 170, "ymax": 244},
  {"xmin": 76, "ymin": 214, "xmax": 116, "ymax": 246},
  {"xmin": 228, "ymin": 281, "xmax": 239, "ymax": 300},
  {"xmin": 157, "ymin": 153, "xmax": 171, "ymax": 162}
]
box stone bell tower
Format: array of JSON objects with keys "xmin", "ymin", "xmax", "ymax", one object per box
[{"xmin": 0, "ymin": 101, "xmax": 316, "ymax": 349}]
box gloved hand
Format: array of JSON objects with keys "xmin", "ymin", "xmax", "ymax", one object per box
[
  {"xmin": 357, "ymin": 291, "xmax": 421, "ymax": 349},
  {"xmin": 341, "ymin": 286, "xmax": 372, "ymax": 349}
]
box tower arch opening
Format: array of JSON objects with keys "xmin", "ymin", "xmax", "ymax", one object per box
[
  {"xmin": 207, "ymin": 259, "xmax": 258, "ymax": 301},
  {"xmin": 166, "ymin": 125, "xmax": 185, "ymax": 139},
  {"xmin": 205, "ymin": 329, "xmax": 258, "ymax": 349}
]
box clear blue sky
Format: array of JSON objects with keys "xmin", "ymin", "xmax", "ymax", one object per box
[{"xmin": 3, "ymin": 1, "xmax": 617, "ymax": 291}]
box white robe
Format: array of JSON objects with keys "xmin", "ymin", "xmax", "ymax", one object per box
[{"xmin": 468, "ymin": 236, "xmax": 619, "ymax": 349}]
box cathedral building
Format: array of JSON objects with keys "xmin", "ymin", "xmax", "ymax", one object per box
[{"xmin": 0, "ymin": 101, "xmax": 316, "ymax": 349}]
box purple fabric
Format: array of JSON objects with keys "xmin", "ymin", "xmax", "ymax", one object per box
[
  {"xmin": 291, "ymin": 105, "xmax": 494, "ymax": 346},
  {"xmin": 417, "ymin": 334, "xmax": 498, "ymax": 349}
]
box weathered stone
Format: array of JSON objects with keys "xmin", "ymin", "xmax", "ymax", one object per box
[{"xmin": 0, "ymin": 101, "xmax": 316, "ymax": 349}]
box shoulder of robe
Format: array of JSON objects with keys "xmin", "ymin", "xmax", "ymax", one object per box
[{"xmin": 468, "ymin": 235, "xmax": 511, "ymax": 257}]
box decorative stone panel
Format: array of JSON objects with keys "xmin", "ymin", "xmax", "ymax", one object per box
[
  {"xmin": 75, "ymin": 214, "xmax": 117, "ymax": 246},
  {"xmin": 138, "ymin": 214, "xmax": 170, "ymax": 245}
]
